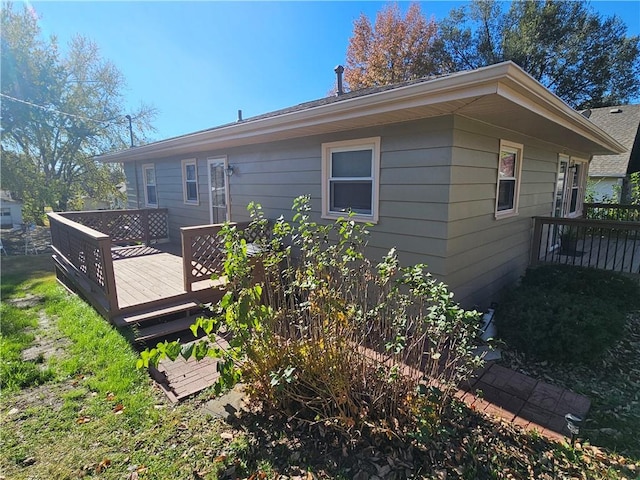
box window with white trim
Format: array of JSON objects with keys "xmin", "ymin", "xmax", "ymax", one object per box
[
  {"xmin": 495, "ymin": 140, "xmax": 523, "ymax": 218},
  {"xmin": 322, "ymin": 137, "xmax": 380, "ymax": 222},
  {"xmin": 568, "ymin": 159, "xmax": 587, "ymax": 216},
  {"xmin": 142, "ymin": 164, "xmax": 157, "ymax": 207},
  {"xmin": 182, "ymin": 159, "xmax": 199, "ymax": 204}
]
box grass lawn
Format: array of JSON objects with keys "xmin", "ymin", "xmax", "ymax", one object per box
[
  {"xmin": 1, "ymin": 255, "xmax": 639, "ymax": 479},
  {"xmin": 0, "ymin": 255, "xmax": 238, "ymax": 479}
]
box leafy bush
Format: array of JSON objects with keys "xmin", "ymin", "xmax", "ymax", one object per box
[
  {"xmin": 495, "ymin": 265, "xmax": 639, "ymax": 363},
  {"xmin": 520, "ymin": 265, "xmax": 640, "ymax": 311},
  {"xmin": 140, "ymin": 196, "xmax": 482, "ymax": 440}
]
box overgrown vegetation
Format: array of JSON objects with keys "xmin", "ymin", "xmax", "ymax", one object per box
[
  {"xmin": 141, "ymin": 196, "xmax": 483, "ymax": 441},
  {"xmin": 3, "ymin": 252, "xmax": 640, "ymax": 478},
  {"xmin": 495, "ymin": 265, "xmax": 640, "ymax": 364}
]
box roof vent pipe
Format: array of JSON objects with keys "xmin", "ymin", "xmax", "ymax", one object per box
[
  {"xmin": 237, "ymin": 109, "xmax": 243, "ymax": 122},
  {"xmin": 335, "ymin": 65, "xmax": 344, "ymax": 96}
]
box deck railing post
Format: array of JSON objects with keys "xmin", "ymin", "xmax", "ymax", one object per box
[
  {"xmin": 99, "ymin": 236, "xmax": 119, "ymax": 315},
  {"xmin": 530, "ymin": 217, "xmax": 544, "ymax": 265},
  {"xmin": 142, "ymin": 210, "xmax": 151, "ymax": 246},
  {"xmin": 181, "ymin": 227, "xmax": 194, "ymax": 292}
]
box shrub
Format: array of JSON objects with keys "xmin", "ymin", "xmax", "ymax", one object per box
[
  {"xmin": 495, "ymin": 265, "xmax": 639, "ymax": 364},
  {"xmin": 140, "ymin": 196, "xmax": 482, "ymax": 440}
]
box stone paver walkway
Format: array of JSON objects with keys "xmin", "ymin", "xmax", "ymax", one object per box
[
  {"xmin": 152, "ymin": 351, "xmax": 590, "ymax": 442},
  {"xmin": 458, "ymin": 363, "xmax": 591, "ymax": 441}
]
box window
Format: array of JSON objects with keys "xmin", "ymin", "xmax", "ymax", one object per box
[
  {"xmin": 553, "ymin": 155, "xmax": 587, "ymax": 218},
  {"xmin": 182, "ymin": 159, "xmax": 199, "ymax": 204},
  {"xmin": 553, "ymin": 155, "xmax": 569, "ymax": 218},
  {"xmin": 495, "ymin": 140, "xmax": 523, "ymax": 218},
  {"xmin": 322, "ymin": 137, "xmax": 380, "ymax": 222},
  {"xmin": 568, "ymin": 159, "xmax": 587, "ymax": 216},
  {"xmin": 142, "ymin": 164, "xmax": 157, "ymax": 207}
]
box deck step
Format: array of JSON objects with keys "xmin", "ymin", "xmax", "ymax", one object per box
[
  {"xmin": 113, "ymin": 300, "xmax": 202, "ymax": 327},
  {"xmin": 134, "ymin": 315, "xmax": 200, "ymax": 343}
]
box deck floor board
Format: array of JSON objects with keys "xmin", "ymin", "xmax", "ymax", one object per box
[{"xmin": 112, "ymin": 243, "xmax": 213, "ymax": 309}]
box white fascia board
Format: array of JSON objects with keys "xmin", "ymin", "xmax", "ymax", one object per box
[
  {"xmin": 97, "ymin": 64, "xmax": 510, "ymax": 164},
  {"xmin": 97, "ymin": 61, "xmax": 623, "ymax": 163},
  {"xmin": 496, "ymin": 65, "xmax": 626, "ymax": 154}
]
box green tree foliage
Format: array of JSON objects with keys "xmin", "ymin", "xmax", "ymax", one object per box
[
  {"xmin": 345, "ymin": 3, "xmax": 441, "ymax": 89},
  {"xmin": 1, "ymin": 5, "xmax": 156, "ymax": 221},
  {"xmin": 345, "ymin": 1, "xmax": 639, "ymax": 108},
  {"xmin": 439, "ymin": 0, "xmax": 640, "ymax": 109}
]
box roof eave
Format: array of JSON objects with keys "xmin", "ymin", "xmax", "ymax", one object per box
[{"xmin": 97, "ymin": 61, "xmax": 625, "ymax": 163}]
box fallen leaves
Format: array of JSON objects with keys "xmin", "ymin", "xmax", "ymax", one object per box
[{"xmin": 96, "ymin": 458, "xmax": 111, "ymax": 473}]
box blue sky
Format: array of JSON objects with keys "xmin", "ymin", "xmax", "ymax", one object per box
[{"xmin": 28, "ymin": 1, "xmax": 640, "ymax": 141}]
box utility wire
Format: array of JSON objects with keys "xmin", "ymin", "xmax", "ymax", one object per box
[{"xmin": 0, "ymin": 93, "xmax": 128, "ymax": 125}]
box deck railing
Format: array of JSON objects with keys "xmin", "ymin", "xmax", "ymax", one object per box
[
  {"xmin": 48, "ymin": 212, "xmax": 119, "ymax": 316},
  {"xmin": 181, "ymin": 224, "xmax": 227, "ymax": 292},
  {"xmin": 531, "ymin": 216, "xmax": 640, "ymax": 274},
  {"xmin": 58, "ymin": 208, "xmax": 169, "ymax": 245},
  {"xmin": 181, "ymin": 221, "xmax": 271, "ymax": 292},
  {"xmin": 584, "ymin": 203, "xmax": 640, "ymax": 222}
]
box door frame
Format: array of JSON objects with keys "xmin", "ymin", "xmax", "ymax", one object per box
[
  {"xmin": 565, "ymin": 157, "xmax": 588, "ymax": 219},
  {"xmin": 207, "ymin": 156, "xmax": 231, "ymax": 224},
  {"xmin": 553, "ymin": 154, "xmax": 588, "ymax": 219}
]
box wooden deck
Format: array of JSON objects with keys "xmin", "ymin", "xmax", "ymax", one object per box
[
  {"xmin": 112, "ymin": 243, "xmax": 221, "ymax": 309},
  {"xmin": 47, "ymin": 210, "xmax": 237, "ymax": 342}
]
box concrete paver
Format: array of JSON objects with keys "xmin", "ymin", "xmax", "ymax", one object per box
[
  {"xmin": 149, "ymin": 345, "xmax": 591, "ymax": 443},
  {"xmin": 464, "ymin": 362, "xmax": 591, "ymax": 441}
]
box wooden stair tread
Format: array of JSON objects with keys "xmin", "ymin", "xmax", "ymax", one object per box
[
  {"xmin": 113, "ymin": 300, "xmax": 201, "ymax": 327},
  {"xmin": 135, "ymin": 316, "xmax": 199, "ymax": 343}
]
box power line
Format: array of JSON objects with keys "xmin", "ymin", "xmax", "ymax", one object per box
[{"xmin": 0, "ymin": 93, "xmax": 126, "ymax": 125}]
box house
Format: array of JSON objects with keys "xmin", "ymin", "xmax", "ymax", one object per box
[
  {"xmin": 97, "ymin": 61, "xmax": 624, "ymax": 308},
  {"xmin": 585, "ymin": 104, "xmax": 640, "ymax": 202},
  {"xmin": 0, "ymin": 190, "xmax": 23, "ymax": 229}
]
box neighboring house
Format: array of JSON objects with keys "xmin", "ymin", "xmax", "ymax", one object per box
[
  {"xmin": 97, "ymin": 61, "xmax": 623, "ymax": 308},
  {"xmin": 586, "ymin": 104, "xmax": 640, "ymax": 202},
  {"xmin": 78, "ymin": 182, "xmax": 127, "ymax": 211},
  {"xmin": 0, "ymin": 190, "xmax": 23, "ymax": 228}
]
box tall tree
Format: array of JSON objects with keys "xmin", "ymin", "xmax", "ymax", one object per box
[
  {"xmin": 1, "ymin": 4, "xmax": 156, "ymax": 221},
  {"xmin": 439, "ymin": 0, "xmax": 640, "ymax": 109},
  {"xmin": 345, "ymin": 3, "xmax": 440, "ymax": 90}
]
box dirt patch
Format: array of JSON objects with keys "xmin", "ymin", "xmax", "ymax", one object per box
[
  {"xmin": 22, "ymin": 311, "xmax": 70, "ymax": 363},
  {"xmin": 3, "ymin": 379, "xmax": 80, "ymax": 419},
  {"xmin": 5, "ymin": 293, "xmax": 45, "ymax": 309}
]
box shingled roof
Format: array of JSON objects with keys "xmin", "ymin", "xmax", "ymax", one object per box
[
  {"xmin": 96, "ymin": 62, "xmax": 624, "ymax": 164},
  {"xmin": 587, "ymin": 104, "xmax": 640, "ymax": 177}
]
